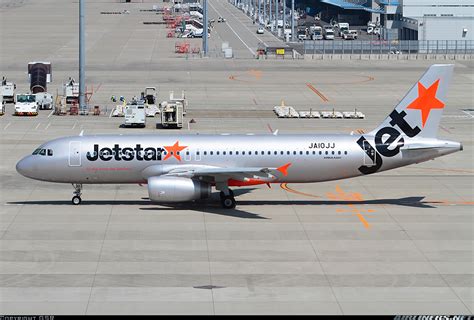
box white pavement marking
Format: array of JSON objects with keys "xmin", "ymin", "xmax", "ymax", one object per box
[
  {"xmin": 72, "ymin": 121, "xmax": 77, "ymax": 130},
  {"xmin": 218, "ymin": 1, "xmax": 268, "ymax": 47},
  {"xmin": 3, "ymin": 122, "xmax": 11, "ymax": 130},
  {"xmin": 44, "ymin": 122, "xmax": 51, "ymax": 130},
  {"xmin": 461, "ymin": 110, "xmax": 474, "ymax": 118},
  {"xmin": 35, "ymin": 123, "xmax": 41, "ymax": 130},
  {"xmin": 47, "ymin": 109, "xmax": 54, "ymax": 118},
  {"xmin": 221, "ymin": 0, "xmax": 283, "ymax": 44},
  {"xmin": 109, "ymin": 109, "xmax": 114, "ymax": 118},
  {"xmin": 208, "ymin": 0, "xmax": 255, "ymax": 55}
]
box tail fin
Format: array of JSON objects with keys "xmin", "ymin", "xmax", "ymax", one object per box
[{"xmin": 369, "ymin": 64, "xmax": 454, "ymax": 138}]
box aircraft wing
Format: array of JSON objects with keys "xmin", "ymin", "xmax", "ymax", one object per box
[{"xmin": 164, "ymin": 163, "xmax": 291, "ymax": 182}]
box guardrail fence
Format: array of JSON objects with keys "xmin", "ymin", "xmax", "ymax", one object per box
[{"xmin": 303, "ymin": 40, "xmax": 474, "ymax": 59}]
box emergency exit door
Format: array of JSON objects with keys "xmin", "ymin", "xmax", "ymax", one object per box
[{"xmin": 69, "ymin": 141, "xmax": 82, "ymax": 167}]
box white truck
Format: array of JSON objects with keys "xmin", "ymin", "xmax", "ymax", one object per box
[
  {"xmin": 14, "ymin": 94, "xmax": 38, "ymax": 116},
  {"xmin": 297, "ymin": 28, "xmax": 308, "ymax": 41},
  {"xmin": 123, "ymin": 100, "xmax": 146, "ymax": 128},
  {"xmin": 63, "ymin": 78, "xmax": 79, "ymax": 104},
  {"xmin": 337, "ymin": 22, "xmax": 349, "ymax": 37},
  {"xmin": 323, "ymin": 26, "xmax": 334, "ymax": 40},
  {"xmin": 1, "ymin": 77, "xmax": 16, "ymax": 104},
  {"xmin": 0, "ymin": 94, "xmax": 5, "ymax": 115},
  {"xmin": 309, "ymin": 26, "xmax": 323, "ymax": 40},
  {"xmin": 35, "ymin": 92, "xmax": 54, "ymax": 110}
]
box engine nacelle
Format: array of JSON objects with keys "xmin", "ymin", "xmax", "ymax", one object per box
[{"xmin": 148, "ymin": 176, "xmax": 211, "ymax": 202}]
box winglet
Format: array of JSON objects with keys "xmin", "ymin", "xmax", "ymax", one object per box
[{"xmin": 277, "ymin": 163, "xmax": 292, "ymax": 176}]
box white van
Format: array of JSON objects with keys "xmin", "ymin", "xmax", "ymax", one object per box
[{"xmin": 323, "ymin": 27, "xmax": 334, "ymax": 40}]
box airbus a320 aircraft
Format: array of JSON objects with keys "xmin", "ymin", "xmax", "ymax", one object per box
[{"xmin": 16, "ymin": 64, "xmax": 462, "ymax": 209}]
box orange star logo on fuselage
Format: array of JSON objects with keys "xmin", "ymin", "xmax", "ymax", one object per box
[
  {"xmin": 163, "ymin": 141, "xmax": 188, "ymax": 161},
  {"xmin": 406, "ymin": 79, "xmax": 445, "ymax": 127}
]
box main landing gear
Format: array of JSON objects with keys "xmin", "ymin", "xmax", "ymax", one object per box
[
  {"xmin": 72, "ymin": 183, "xmax": 82, "ymax": 205},
  {"xmin": 219, "ymin": 189, "xmax": 236, "ymax": 209}
]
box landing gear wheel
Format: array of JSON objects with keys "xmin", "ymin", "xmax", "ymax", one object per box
[
  {"xmin": 71, "ymin": 183, "xmax": 83, "ymax": 205},
  {"xmin": 72, "ymin": 196, "xmax": 82, "ymax": 205},
  {"xmin": 221, "ymin": 195, "xmax": 236, "ymax": 209}
]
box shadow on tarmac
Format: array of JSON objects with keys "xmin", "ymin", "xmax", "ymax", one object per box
[{"xmin": 8, "ymin": 196, "xmax": 438, "ymax": 220}]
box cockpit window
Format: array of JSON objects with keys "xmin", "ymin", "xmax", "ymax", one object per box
[{"xmin": 32, "ymin": 148, "xmax": 53, "ymax": 156}]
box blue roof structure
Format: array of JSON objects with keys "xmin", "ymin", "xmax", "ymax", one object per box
[
  {"xmin": 376, "ymin": 0, "xmax": 399, "ymax": 5},
  {"xmin": 320, "ymin": 0, "xmax": 386, "ymax": 13}
]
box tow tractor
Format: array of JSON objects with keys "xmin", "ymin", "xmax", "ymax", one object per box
[{"xmin": 14, "ymin": 93, "xmax": 38, "ymax": 116}]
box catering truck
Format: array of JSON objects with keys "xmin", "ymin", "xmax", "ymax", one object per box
[{"xmin": 1, "ymin": 77, "xmax": 16, "ymax": 104}]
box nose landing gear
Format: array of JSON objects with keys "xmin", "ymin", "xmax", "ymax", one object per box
[{"xmin": 72, "ymin": 183, "xmax": 82, "ymax": 205}]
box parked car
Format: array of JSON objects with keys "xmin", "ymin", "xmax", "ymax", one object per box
[
  {"xmin": 349, "ymin": 30, "xmax": 358, "ymax": 39},
  {"xmin": 342, "ymin": 30, "xmax": 355, "ymax": 40},
  {"xmin": 217, "ymin": 17, "xmax": 226, "ymax": 23},
  {"xmin": 256, "ymin": 27, "xmax": 264, "ymax": 34}
]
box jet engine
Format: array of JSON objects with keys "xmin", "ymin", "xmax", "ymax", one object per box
[{"xmin": 147, "ymin": 176, "xmax": 211, "ymax": 202}]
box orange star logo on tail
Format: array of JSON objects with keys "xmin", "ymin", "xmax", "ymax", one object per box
[
  {"xmin": 163, "ymin": 141, "xmax": 187, "ymax": 161},
  {"xmin": 406, "ymin": 79, "xmax": 445, "ymax": 127}
]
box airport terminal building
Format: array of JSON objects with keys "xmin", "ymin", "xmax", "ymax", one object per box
[{"xmin": 309, "ymin": 0, "xmax": 473, "ymax": 40}]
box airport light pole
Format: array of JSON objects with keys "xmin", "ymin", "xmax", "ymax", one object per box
[
  {"xmin": 275, "ymin": 0, "xmax": 278, "ymax": 33},
  {"xmin": 263, "ymin": 0, "xmax": 266, "ymax": 25},
  {"xmin": 79, "ymin": 0, "xmax": 86, "ymax": 113},
  {"xmin": 257, "ymin": 0, "xmax": 260, "ymax": 23},
  {"xmin": 291, "ymin": 0, "xmax": 295, "ymax": 41},
  {"xmin": 283, "ymin": 0, "xmax": 286, "ymax": 39},
  {"xmin": 269, "ymin": 0, "xmax": 272, "ymax": 31},
  {"xmin": 203, "ymin": 0, "xmax": 208, "ymax": 56}
]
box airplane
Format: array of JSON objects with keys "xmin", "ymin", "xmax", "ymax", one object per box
[{"xmin": 16, "ymin": 64, "xmax": 462, "ymax": 209}]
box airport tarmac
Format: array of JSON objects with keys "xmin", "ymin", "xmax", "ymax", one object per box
[{"xmin": 1, "ymin": 0, "xmax": 473, "ymax": 315}]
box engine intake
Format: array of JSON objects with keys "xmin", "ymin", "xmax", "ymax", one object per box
[{"xmin": 148, "ymin": 176, "xmax": 211, "ymax": 202}]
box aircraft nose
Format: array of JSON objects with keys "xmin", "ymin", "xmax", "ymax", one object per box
[{"xmin": 16, "ymin": 156, "xmax": 36, "ymax": 178}]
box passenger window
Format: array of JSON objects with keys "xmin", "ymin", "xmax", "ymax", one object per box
[
  {"xmin": 338, "ymin": 151, "xmax": 341, "ymax": 155},
  {"xmin": 274, "ymin": 151, "xmax": 277, "ymax": 155},
  {"xmin": 39, "ymin": 149, "xmax": 46, "ymax": 156},
  {"xmin": 196, "ymin": 151, "xmax": 200, "ymax": 155},
  {"xmin": 287, "ymin": 151, "xmax": 290, "ymax": 155},
  {"xmin": 319, "ymin": 151, "xmax": 322, "ymax": 155},
  {"xmin": 267, "ymin": 151, "xmax": 271, "ymax": 155},
  {"xmin": 280, "ymin": 151, "xmax": 284, "ymax": 155},
  {"xmin": 325, "ymin": 151, "xmax": 328, "ymax": 155},
  {"xmin": 210, "ymin": 151, "xmax": 214, "ymax": 155},
  {"xmin": 299, "ymin": 151, "xmax": 303, "ymax": 155},
  {"xmin": 261, "ymin": 151, "xmax": 264, "ymax": 155},
  {"xmin": 48, "ymin": 149, "xmax": 53, "ymax": 156},
  {"xmin": 332, "ymin": 151, "xmax": 335, "ymax": 155},
  {"xmin": 242, "ymin": 151, "xmax": 245, "ymax": 155},
  {"xmin": 293, "ymin": 151, "xmax": 296, "ymax": 155},
  {"xmin": 223, "ymin": 151, "xmax": 226, "ymax": 155},
  {"xmin": 229, "ymin": 151, "xmax": 232, "ymax": 155},
  {"xmin": 204, "ymin": 151, "xmax": 207, "ymax": 155},
  {"xmin": 312, "ymin": 151, "xmax": 315, "ymax": 155}
]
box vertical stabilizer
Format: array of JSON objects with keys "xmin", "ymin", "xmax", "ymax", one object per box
[{"xmin": 369, "ymin": 64, "xmax": 454, "ymax": 138}]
